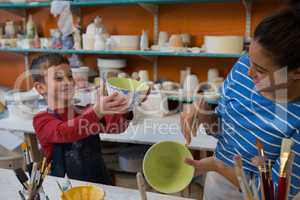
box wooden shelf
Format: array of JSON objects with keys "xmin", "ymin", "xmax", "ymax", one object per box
[
  {"xmin": 0, "ymin": 48, "xmax": 243, "ymax": 58},
  {"xmin": 0, "ymin": 0, "xmax": 240, "ymax": 9}
]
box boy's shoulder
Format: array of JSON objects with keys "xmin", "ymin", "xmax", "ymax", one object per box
[
  {"xmin": 33, "ymin": 105, "xmax": 92, "ymax": 120},
  {"xmin": 33, "ymin": 110, "xmax": 53, "ymax": 122}
]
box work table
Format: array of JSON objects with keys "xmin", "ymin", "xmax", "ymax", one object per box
[{"xmin": 0, "ymin": 168, "xmax": 194, "ymax": 200}]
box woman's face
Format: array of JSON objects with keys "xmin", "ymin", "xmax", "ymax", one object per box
[{"xmin": 248, "ymin": 40, "xmax": 288, "ymax": 92}]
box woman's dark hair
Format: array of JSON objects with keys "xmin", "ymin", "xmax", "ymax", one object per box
[
  {"xmin": 254, "ymin": 0, "xmax": 300, "ymax": 70},
  {"xmin": 30, "ymin": 53, "xmax": 69, "ymax": 82}
]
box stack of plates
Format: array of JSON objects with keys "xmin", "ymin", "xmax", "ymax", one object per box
[{"xmin": 97, "ymin": 58, "xmax": 126, "ymax": 69}]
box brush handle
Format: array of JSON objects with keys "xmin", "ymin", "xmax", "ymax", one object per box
[
  {"xmin": 136, "ymin": 173, "xmax": 147, "ymax": 200},
  {"xmin": 269, "ymin": 180, "xmax": 274, "ymax": 200},
  {"xmin": 259, "ymin": 173, "xmax": 266, "ymax": 200},
  {"xmin": 277, "ymin": 177, "xmax": 286, "ymax": 200},
  {"xmin": 261, "ymin": 173, "xmax": 270, "ymax": 200}
]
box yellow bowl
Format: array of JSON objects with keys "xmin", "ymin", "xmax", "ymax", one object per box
[{"xmin": 61, "ymin": 186, "xmax": 105, "ymax": 200}]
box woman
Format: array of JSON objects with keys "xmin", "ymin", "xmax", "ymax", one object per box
[{"xmin": 181, "ymin": 1, "xmax": 300, "ymax": 199}]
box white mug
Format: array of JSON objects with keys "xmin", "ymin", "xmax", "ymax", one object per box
[
  {"xmin": 184, "ymin": 74, "xmax": 199, "ymax": 92},
  {"xmin": 82, "ymin": 34, "xmax": 95, "ymax": 50},
  {"xmin": 181, "ymin": 33, "xmax": 191, "ymax": 47},
  {"xmin": 94, "ymin": 35, "xmax": 106, "ymax": 50},
  {"xmin": 158, "ymin": 31, "xmax": 169, "ymax": 47},
  {"xmin": 208, "ymin": 68, "xmax": 219, "ymax": 83},
  {"xmin": 138, "ymin": 70, "xmax": 149, "ymax": 82}
]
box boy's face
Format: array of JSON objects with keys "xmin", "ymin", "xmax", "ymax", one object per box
[{"xmin": 35, "ymin": 63, "xmax": 75, "ymax": 107}]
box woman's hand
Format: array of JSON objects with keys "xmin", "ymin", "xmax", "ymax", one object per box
[
  {"xmin": 180, "ymin": 98, "xmax": 216, "ymax": 145},
  {"xmin": 185, "ymin": 156, "xmax": 240, "ymax": 188},
  {"xmin": 185, "ymin": 157, "xmax": 219, "ymax": 176}
]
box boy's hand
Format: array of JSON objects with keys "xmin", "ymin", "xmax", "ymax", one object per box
[{"xmin": 93, "ymin": 86, "xmax": 130, "ymax": 117}]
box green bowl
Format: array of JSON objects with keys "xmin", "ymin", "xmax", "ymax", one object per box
[
  {"xmin": 107, "ymin": 77, "xmax": 148, "ymax": 92},
  {"xmin": 106, "ymin": 77, "xmax": 149, "ymax": 109},
  {"xmin": 143, "ymin": 141, "xmax": 194, "ymax": 194}
]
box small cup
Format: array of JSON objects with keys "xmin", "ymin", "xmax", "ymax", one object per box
[
  {"xmin": 169, "ymin": 34, "xmax": 183, "ymax": 48},
  {"xmin": 40, "ymin": 38, "xmax": 52, "ymax": 49},
  {"xmin": 207, "ymin": 68, "xmax": 219, "ymax": 83},
  {"xmin": 138, "ymin": 70, "xmax": 149, "ymax": 82},
  {"xmin": 183, "ymin": 74, "xmax": 199, "ymax": 93},
  {"xmin": 181, "ymin": 33, "xmax": 191, "ymax": 47},
  {"xmin": 158, "ymin": 31, "xmax": 169, "ymax": 47},
  {"xmin": 82, "ymin": 34, "xmax": 95, "ymax": 50}
]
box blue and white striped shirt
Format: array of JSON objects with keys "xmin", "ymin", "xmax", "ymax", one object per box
[{"xmin": 215, "ymin": 55, "xmax": 300, "ymax": 199}]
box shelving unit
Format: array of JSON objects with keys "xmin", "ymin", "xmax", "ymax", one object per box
[{"xmin": 0, "ymin": 0, "xmax": 252, "ymax": 81}]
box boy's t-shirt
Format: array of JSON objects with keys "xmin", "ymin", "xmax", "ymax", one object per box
[{"xmin": 33, "ymin": 105, "xmax": 132, "ymax": 161}]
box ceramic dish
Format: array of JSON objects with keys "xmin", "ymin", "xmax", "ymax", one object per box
[
  {"xmin": 106, "ymin": 77, "xmax": 149, "ymax": 109},
  {"xmin": 97, "ymin": 58, "xmax": 126, "ymax": 69},
  {"xmin": 143, "ymin": 141, "xmax": 194, "ymax": 194},
  {"xmin": 109, "ymin": 35, "xmax": 140, "ymax": 50},
  {"xmin": 61, "ymin": 186, "xmax": 105, "ymax": 200}
]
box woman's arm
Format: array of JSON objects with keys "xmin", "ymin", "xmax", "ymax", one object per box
[
  {"xmin": 186, "ymin": 157, "xmax": 240, "ymax": 188},
  {"xmin": 180, "ymin": 100, "xmax": 219, "ymax": 145}
]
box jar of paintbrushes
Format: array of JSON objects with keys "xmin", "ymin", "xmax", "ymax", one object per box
[{"xmin": 14, "ymin": 158, "xmax": 51, "ymax": 200}]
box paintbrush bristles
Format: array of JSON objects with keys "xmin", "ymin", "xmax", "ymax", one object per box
[
  {"xmin": 256, "ymin": 139, "xmax": 265, "ymax": 157},
  {"xmin": 280, "ymin": 139, "xmax": 293, "ymax": 177},
  {"xmin": 280, "ymin": 139, "xmax": 293, "ymax": 156},
  {"xmin": 268, "ymin": 160, "xmax": 272, "ymax": 180}
]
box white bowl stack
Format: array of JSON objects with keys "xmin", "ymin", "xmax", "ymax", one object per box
[
  {"xmin": 203, "ymin": 36, "xmax": 244, "ymax": 54},
  {"xmin": 97, "ymin": 58, "xmax": 126, "ymax": 79},
  {"xmin": 109, "ymin": 35, "xmax": 140, "ymax": 50}
]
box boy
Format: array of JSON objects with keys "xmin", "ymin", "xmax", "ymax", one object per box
[{"xmin": 31, "ymin": 53, "xmax": 133, "ymax": 184}]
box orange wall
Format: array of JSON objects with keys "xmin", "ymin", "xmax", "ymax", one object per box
[{"xmin": 0, "ymin": 0, "xmax": 281, "ymax": 89}]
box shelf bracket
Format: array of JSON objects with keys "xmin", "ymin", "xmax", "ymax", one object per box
[
  {"xmin": 242, "ymin": 0, "xmax": 252, "ymax": 44},
  {"xmin": 152, "ymin": 56, "xmax": 158, "ymax": 81},
  {"xmin": 24, "ymin": 52, "xmax": 31, "ymax": 90},
  {"xmin": 138, "ymin": 3, "xmax": 158, "ymax": 15},
  {"xmin": 138, "ymin": 3, "xmax": 159, "ymax": 44}
]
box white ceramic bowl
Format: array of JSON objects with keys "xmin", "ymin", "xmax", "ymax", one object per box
[
  {"xmin": 97, "ymin": 58, "xmax": 126, "ymax": 69},
  {"xmin": 71, "ymin": 66, "xmax": 89, "ymax": 77},
  {"xmin": 204, "ymin": 36, "xmax": 244, "ymax": 54},
  {"xmin": 203, "ymin": 91, "xmax": 221, "ymax": 104},
  {"xmin": 110, "ymin": 35, "xmax": 140, "ymax": 50}
]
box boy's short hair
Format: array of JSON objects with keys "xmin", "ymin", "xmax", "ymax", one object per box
[{"xmin": 30, "ymin": 53, "xmax": 69, "ymax": 82}]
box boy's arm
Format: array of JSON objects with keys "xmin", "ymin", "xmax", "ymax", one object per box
[
  {"xmin": 101, "ymin": 111, "xmax": 134, "ymax": 134},
  {"xmin": 33, "ymin": 108, "xmax": 103, "ymax": 143}
]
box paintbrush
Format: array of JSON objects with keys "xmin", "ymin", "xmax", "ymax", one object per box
[
  {"xmin": 249, "ymin": 175, "xmax": 259, "ymax": 200},
  {"xmin": 268, "ymin": 160, "xmax": 274, "ymax": 200},
  {"xmin": 28, "ymin": 162, "xmax": 38, "ymax": 198},
  {"xmin": 234, "ymin": 155, "xmax": 253, "ymax": 200},
  {"xmin": 284, "ymin": 152, "xmax": 295, "ymax": 200},
  {"xmin": 14, "ymin": 168, "xmax": 29, "ymax": 189},
  {"xmin": 136, "ymin": 172, "xmax": 147, "ymax": 200},
  {"xmin": 38, "ymin": 162, "xmax": 51, "ymax": 188},
  {"xmin": 57, "ymin": 181, "xmax": 72, "ymax": 200},
  {"xmin": 21, "ymin": 143, "xmax": 30, "ymax": 165},
  {"xmin": 40, "ymin": 157, "xmax": 47, "ymax": 174},
  {"xmin": 256, "ymin": 139, "xmax": 269, "ymax": 200},
  {"xmin": 277, "ymin": 139, "xmax": 293, "ymax": 200}
]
